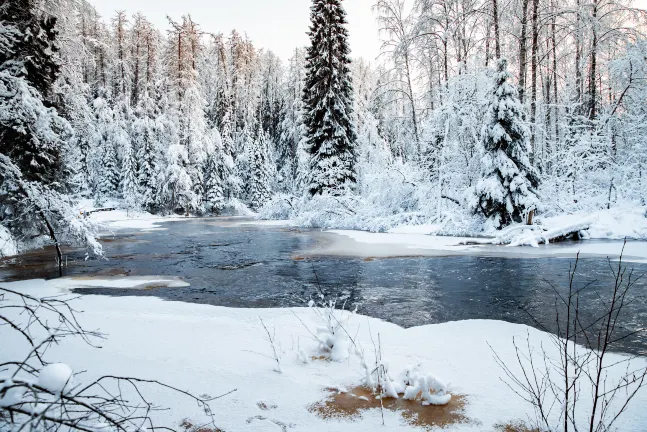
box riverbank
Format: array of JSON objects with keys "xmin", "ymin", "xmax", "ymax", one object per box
[{"xmin": 2, "ymin": 277, "xmax": 647, "ymax": 431}]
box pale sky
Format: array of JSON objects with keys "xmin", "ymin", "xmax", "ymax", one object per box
[{"xmin": 89, "ymin": 0, "xmax": 382, "ymax": 62}]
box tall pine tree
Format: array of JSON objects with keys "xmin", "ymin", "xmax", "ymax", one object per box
[
  {"xmin": 467, "ymin": 59, "xmax": 540, "ymax": 229},
  {"xmin": 302, "ymin": 0, "xmax": 357, "ymax": 196}
]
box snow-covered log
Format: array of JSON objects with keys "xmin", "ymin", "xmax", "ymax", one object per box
[{"xmin": 459, "ymin": 220, "xmax": 593, "ymax": 247}]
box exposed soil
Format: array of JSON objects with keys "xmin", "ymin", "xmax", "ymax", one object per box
[{"xmin": 310, "ymin": 385, "xmax": 471, "ymax": 430}]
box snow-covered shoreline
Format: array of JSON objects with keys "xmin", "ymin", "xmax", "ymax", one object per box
[{"xmin": 1, "ymin": 277, "xmax": 646, "ymax": 431}]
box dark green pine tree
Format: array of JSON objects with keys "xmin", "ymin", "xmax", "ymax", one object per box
[
  {"xmin": 302, "ymin": 0, "xmax": 357, "ymax": 196},
  {"xmin": 0, "ymin": 0, "xmax": 66, "ymax": 185}
]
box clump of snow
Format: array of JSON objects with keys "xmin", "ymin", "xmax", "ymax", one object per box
[
  {"xmin": 38, "ymin": 363, "xmax": 73, "ymax": 394},
  {"xmin": 0, "ymin": 224, "xmax": 18, "ymax": 258},
  {"xmin": 0, "ymin": 379, "xmax": 25, "ymax": 408}
]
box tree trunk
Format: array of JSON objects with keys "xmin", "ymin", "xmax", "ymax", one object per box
[
  {"xmin": 493, "ymin": 0, "xmax": 501, "ymax": 58},
  {"xmin": 530, "ymin": 0, "xmax": 539, "ymax": 159},
  {"xmin": 519, "ymin": 0, "xmax": 529, "ymax": 103},
  {"xmin": 589, "ymin": 0, "xmax": 598, "ymax": 119}
]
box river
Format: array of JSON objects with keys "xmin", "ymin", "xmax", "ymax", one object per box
[{"xmin": 1, "ymin": 217, "xmax": 646, "ymax": 355}]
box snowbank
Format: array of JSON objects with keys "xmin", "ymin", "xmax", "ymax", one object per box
[
  {"xmin": 48, "ymin": 275, "xmax": 190, "ymax": 291},
  {"xmin": 0, "ymin": 225, "xmax": 18, "ymax": 258},
  {"xmin": 2, "ymin": 279, "xmax": 646, "ymax": 431},
  {"xmin": 317, "ymin": 229, "xmax": 647, "ymax": 262},
  {"xmin": 76, "ymin": 199, "xmax": 174, "ymax": 232}
]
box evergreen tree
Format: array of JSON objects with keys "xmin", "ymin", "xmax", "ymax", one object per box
[
  {"xmin": 0, "ymin": 0, "xmax": 101, "ymax": 258},
  {"xmin": 204, "ymin": 127, "xmax": 226, "ymax": 213},
  {"xmin": 91, "ymin": 96, "xmax": 121, "ymax": 200},
  {"xmin": 0, "ymin": 0, "xmax": 66, "ymax": 185},
  {"xmin": 302, "ymin": 0, "xmax": 357, "ymax": 196},
  {"xmin": 467, "ymin": 59, "xmax": 540, "ymax": 229},
  {"xmin": 121, "ymin": 140, "xmax": 138, "ymax": 209},
  {"xmin": 247, "ymin": 127, "xmax": 274, "ymax": 210},
  {"xmin": 99, "ymin": 137, "xmax": 120, "ymax": 200},
  {"xmin": 132, "ymin": 91, "xmax": 159, "ymax": 211},
  {"xmin": 220, "ymin": 109, "xmax": 237, "ymax": 199}
]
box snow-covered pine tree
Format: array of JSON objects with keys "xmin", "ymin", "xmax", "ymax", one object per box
[
  {"xmin": 91, "ymin": 96, "xmax": 121, "ymax": 200},
  {"xmin": 204, "ymin": 127, "xmax": 226, "ymax": 213},
  {"xmin": 247, "ymin": 127, "xmax": 275, "ymax": 210},
  {"xmin": 0, "ymin": 0, "xmax": 65, "ymax": 185},
  {"xmin": 467, "ymin": 59, "xmax": 540, "ymax": 229},
  {"xmin": 220, "ymin": 109, "xmax": 237, "ymax": 199},
  {"xmin": 302, "ymin": 0, "xmax": 357, "ymax": 196},
  {"xmin": 277, "ymin": 48, "xmax": 306, "ymax": 194},
  {"xmin": 132, "ymin": 91, "xmax": 159, "ymax": 211},
  {"xmin": 99, "ymin": 136, "xmax": 120, "ymax": 200},
  {"xmin": 161, "ymin": 141, "xmax": 195, "ymax": 214},
  {"xmin": 121, "ymin": 140, "xmax": 139, "ymax": 210},
  {"xmin": 179, "ymin": 84, "xmax": 209, "ymax": 208}
]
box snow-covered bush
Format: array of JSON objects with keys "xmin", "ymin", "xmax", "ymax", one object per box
[{"xmin": 0, "ymin": 225, "xmax": 17, "ymax": 258}]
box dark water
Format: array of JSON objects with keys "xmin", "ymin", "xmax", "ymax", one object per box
[{"xmin": 1, "ymin": 218, "xmax": 646, "ymax": 355}]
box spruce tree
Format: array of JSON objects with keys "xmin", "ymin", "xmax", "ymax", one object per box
[
  {"xmin": 132, "ymin": 91, "xmax": 158, "ymax": 211},
  {"xmin": 204, "ymin": 128, "xmax": 226, "ymax": 213},
  {"xmin": 302, "ymin": 0, "xmax": 357, "ymax": 196},
  {"xmin": 467, "ymin": 59, "xmax": 540, "ymax": 229},
  {"xmin": 120, "ymin": 141, "xmax": 138, "ymax": 209},
  {"xmin": 0, "ymin": 0, "xmax": 65, "ymax": 185},
  {"xmin": 248, "ymin": 128, "xmax": 274, "ymax": 210}
]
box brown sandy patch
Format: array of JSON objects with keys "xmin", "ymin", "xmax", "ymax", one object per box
[{"xmin": 310, "ymin": 386, "xmax": 472, "ymax": 430}]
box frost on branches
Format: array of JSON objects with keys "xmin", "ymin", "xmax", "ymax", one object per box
[
  {"xmin": 0, "ymin": 0, "xmax": 100, "ymax": 257},
  {"xmin": 467, "ymin": 59, "xmax": 540, "ymax": 229},
  {"xmin": 302, "ymin": 0, "xmax": 358, "ymax": 197}
]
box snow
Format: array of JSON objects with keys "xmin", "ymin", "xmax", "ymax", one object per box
[
  {"xmin": 48, "ymin": 276, "xmax": 190, "ymax": 291},
  {"xmin": 0, "ymin": 225, "xmax": 17, "ymax": 258},
  {"xmin": 2, "ymin": 279, "xmax": 646, "ymax": 431},
  {"xmin": 311, "ymin": 229, "xmax": 647, "ymax": 262},
  {"xmin": 38, "ymin": 363, "xmax": 73, "ymax": 394},
  {"xmin": 76, "ymin": 199, "xmax": 175, "ymax": 232}
]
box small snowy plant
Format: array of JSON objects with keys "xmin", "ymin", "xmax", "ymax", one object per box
[
  {"xmin": 467, "ymin": 58, "xmax": 540, "ymax": 230},
  {"xmin": 308, "ymin": 296, "xmax": 352, "ymax": 362}
]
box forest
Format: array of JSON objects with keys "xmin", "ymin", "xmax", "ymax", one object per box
[{"xmin": 1, "ymin": 0, "xmax": 647, "ymax": 254}]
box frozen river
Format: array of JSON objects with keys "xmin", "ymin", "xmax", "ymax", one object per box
[{"xmin": 1, "ymin": 217, "xmax": 646, "ymax": 355}]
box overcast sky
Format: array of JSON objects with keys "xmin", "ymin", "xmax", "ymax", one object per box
[{"xmin": 89, "ymin": 0, "xmax": 382, "ymax": 61}]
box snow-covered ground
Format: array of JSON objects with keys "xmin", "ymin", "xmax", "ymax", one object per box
[
  {"xmin": 290, "ymin": 206, "xmax": 647, "ymax": 262},
  {"xmin": 316, "ymin": 230, "xmax": 647, "ymax": 262},
  {"xmin": 2, "ymin": 278, "xmax": 646, "ymax": 431},
  {"xmin": 76, "ymin": 199, "xmax": 178, "ymax": 232},
  {"xmin": 0, "ymin": 225, "xmax": 18, "ymax": 258}
]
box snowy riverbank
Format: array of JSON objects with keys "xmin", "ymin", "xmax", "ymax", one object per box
[{"xmin": 2, "ymin": 277, "xmax": 647, "ymax": 431}]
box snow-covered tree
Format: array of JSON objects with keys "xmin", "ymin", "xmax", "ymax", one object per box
[
  {"xmin": 121, "ymin": 140, "xmax": 138, "ymax": 210},
  {"xmin": 302, "ymin": 0, "xmax": 357, "ymax": 196},
  {"xmin": 132, "ymin": 91, "xmax": 159, "ymax": 210},
  {"xmin": 467, "ymin": 59, "xmax": 540, "ymax": 229},
  {"xmin": 91, "ymin": 96, "xmax": 121, "ymax": 200},
  {"xmin": 204, "ymin": 127, "xmax": 226, "ymax": 213},
  {"xmin": 0, "ymin": 0, "xmax": 100, "ymax": 259},
  {"xmin": 247, "ymin": 128, "xmax": 275, "ymax": 210},
  {"xmin": 220, "ymin": 109, "xmax": 237, "ymax": 199},
  {"xmin": 160, "ymin": 142, "xmax": 195, "ymax": 214}
]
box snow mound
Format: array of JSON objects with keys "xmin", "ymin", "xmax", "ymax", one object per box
[
  {"xmin": 48, "ymin": 276, "xmax": 190, "ymax": 291},
  {"xmin": 38, "ymin": 363, "xmax": 73, "ymax": 394},
  {"xmin": 0, "ymin": 225, "xmax": 18, "ymax": 258}
]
